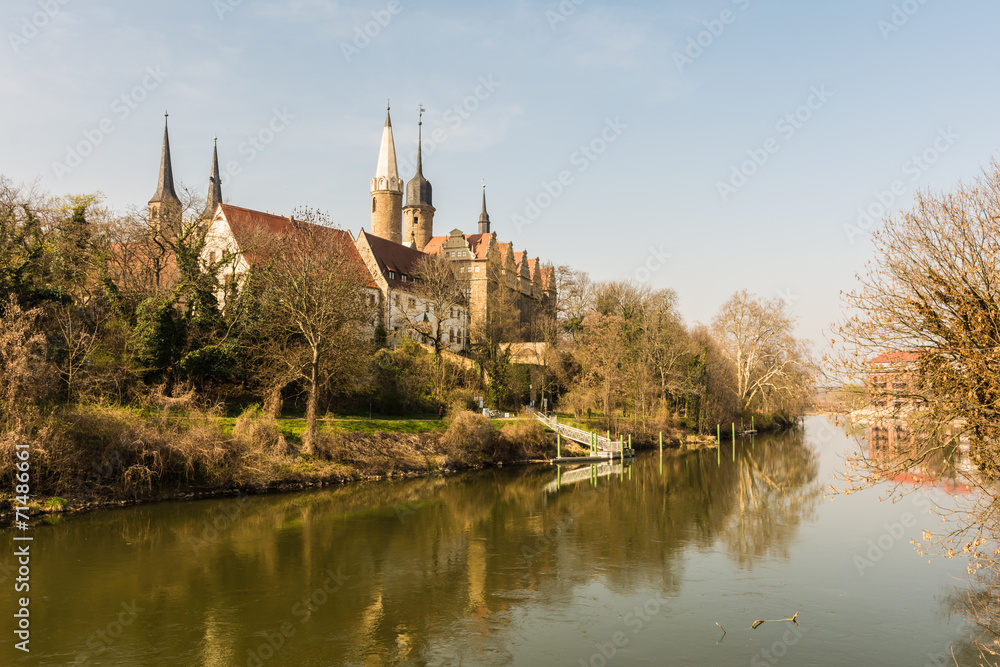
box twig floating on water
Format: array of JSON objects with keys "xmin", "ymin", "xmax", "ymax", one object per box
[
  {"xmin": 751, "ymin": 611, "xmax": 798, "ymax": 630},
  {"xmin": 715, "ymin": 622, "xmax": 726, "ymax": 644}
]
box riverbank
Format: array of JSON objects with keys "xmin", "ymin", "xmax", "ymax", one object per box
[{"xmin": 4, "ymin": 404, "xmax": 684, "ymax": 520}]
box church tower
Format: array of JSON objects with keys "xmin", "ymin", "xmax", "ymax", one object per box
[
  {"xmin": 202, "ymin": 136, "xmax": 223, "ymax": 221},
  {"xmin": 478, "ymin": 183, "xmax": 491, "ymax": 235},
  {"xmin": 370, "ymin": 106, "xmax": 403, "ymax": 244},
  {"xmin": 403, "ymin": 106, "xmax": 435, "ymax": 251},
  {"xmin": 148, "ymin": 113, "xmax": 182, "ymax": 236}
]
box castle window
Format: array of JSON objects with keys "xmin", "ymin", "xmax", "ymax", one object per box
[
  {"xmin": 208, "ymin": 251, "xmax": 217, "ymax": 263},
  {"xmin": 372, "ymin": 198, "xmax": 377, "ymax": 212}
]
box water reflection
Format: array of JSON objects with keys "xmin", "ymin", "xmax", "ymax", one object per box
[
  {"xmin": 866, "ymin": 422, "xmax": 975, "ymax": 495},
  {"xmin": 3, "ymin": 428, "xmax": 821, "ymax": 665}
]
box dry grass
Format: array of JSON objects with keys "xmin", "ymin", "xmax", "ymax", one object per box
[
  {"xmin": 498, "ymin": 420, "xmax": 551, "ymax": 460},
  {"xmin": 313, "ymin": 431, "xmax": 447, "ymax": 473},
  {"xmin": 441, "ymin": 411, "xmax": 500, "ymax": 464},
  {"xmin": 0, "ymin": 403, "xmax": 286, "ymax": 502}
]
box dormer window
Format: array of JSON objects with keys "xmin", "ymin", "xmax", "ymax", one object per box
[
  {"xmin": 388, "ymin": 271, "xmax": 396, "ymax": 279},
  {"xmin": 401, "ymin": 275, "xmax": 407, "ymax": 282}
]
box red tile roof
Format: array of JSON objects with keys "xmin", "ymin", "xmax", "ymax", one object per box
[
  {"xmin": 869, "ymin": 351, "xmax": 922, "ymax": 364},
  {"xmin": 423, "ymin": 232, "xmax": 492, "ymax": 260},
  {"xmin": 219, "ymin": 204, "xmax": 377, "ymax": 289}
]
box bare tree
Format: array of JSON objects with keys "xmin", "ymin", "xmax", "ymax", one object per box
[
  {"xmin": 404, "ymin": 253, "xmax": 466, "ymax": 355},
  {"xmin": 556, "ymin": 266, "xmax": 592, "ymax": 341},
  {"xmin": 712, "ymin": 290, "xmax": 813, "ymax": 414},
  {"xmin": 252, "ymin": 215, "xmax": 375, "ymax": 453}
]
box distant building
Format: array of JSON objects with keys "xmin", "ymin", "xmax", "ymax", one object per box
[{"xmin": 866, "ymin": 351, "xmax": 921, "ymax": 412}]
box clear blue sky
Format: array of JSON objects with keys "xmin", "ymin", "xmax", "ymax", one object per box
[{"xmin": 3, "ymin": 0, "xmax": 998, "ymax": 352}]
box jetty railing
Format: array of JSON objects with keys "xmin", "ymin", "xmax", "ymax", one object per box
[{"xmin": 531, "ymin": 411, "xmax": 625, "ymax": 454}]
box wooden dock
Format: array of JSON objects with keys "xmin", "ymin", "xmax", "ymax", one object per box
[{"xmin": 531, "ymin": 411, "xmax": 632, "ymax": 463}]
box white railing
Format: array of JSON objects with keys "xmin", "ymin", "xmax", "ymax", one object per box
[{"xmin": 531, "ymin": 411, "xmax": 623, "ymax": 453}]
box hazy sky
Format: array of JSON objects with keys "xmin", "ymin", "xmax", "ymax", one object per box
[{"xmin": 3, "ymin": 0, "xmax": 997, "ymax": 353}]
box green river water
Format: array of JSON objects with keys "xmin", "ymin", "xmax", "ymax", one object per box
[{"xmin": 0, "ymin": 416, "xmax": 984, "ymax": 665}]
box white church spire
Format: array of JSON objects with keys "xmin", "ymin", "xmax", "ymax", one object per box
[{"xmin": 372, "ymin": 105, "xmax": 402, "ymax": 192}]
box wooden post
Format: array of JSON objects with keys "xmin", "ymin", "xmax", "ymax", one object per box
[
  {"xmin": 557, "ymin": 433, "xmax": 561, "ymax": 458},
  {"xmin": 732, "ymin": 423, "xmax": 736, "ymax": 461},
  {"xmin": 717, "ymin": 424, "xmax": 720, "ymax": 444},
  {"xmin": 629, "ymin": 434, "xmax": 632, "ymax": 453}
]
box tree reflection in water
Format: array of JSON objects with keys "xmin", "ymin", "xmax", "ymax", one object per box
[{"xmin": 10, "ymin": 428, "xmax": 822, "ymax": 665}]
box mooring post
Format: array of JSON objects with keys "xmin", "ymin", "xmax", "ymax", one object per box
[
  {"xmin": 732, "ymin": 423, "xmax": 736, "ymax": 461},
  {"xmin": 629, "ymin": 434, "xmax": 632, "ymax": 453},
  {"xmin": 717, "ymin": 424, "xmax": 720, "ymax": 444},
  {"xmin": 557, "ymin": 433, "xmax": 561, "ymax": 458},
  {"xmin": 659, "ymin": 431, "xmax": 663, "ymax": 454}
]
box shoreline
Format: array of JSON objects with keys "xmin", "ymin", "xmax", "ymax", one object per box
[{"xmin": 4, "ymin": 408, "xmax": 811, "ymax": 522}]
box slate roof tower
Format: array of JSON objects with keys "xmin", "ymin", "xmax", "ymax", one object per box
[
  {"xmin": 149, "ymin": 112, "xmax": 182, "ymax": 235},
  {"xmin": 403, "ymin": 105, "xmax": 435, "ymax": 251}
]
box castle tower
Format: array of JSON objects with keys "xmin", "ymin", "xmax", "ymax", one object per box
[
  {"xmin": 148, "ymin": 112, "xmax": 182, "ymax": 236},
  {"xmin": 478, "ymin": 183, "xmax": 491, "ymax": 235},
  {"xmin": 403, "ymin": 106, "xmax": 435, "ymax": 251},
  {"xmin": 202, "ymin": 136, "xmax": 223, "ymax": 221},
  {"xmin": 370, "ymin": 106, "xmax": 403, "ymax": 244}
]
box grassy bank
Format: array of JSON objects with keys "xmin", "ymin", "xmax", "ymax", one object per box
[{"xmin": 0, "ymin": 404, "xmax": 558, "ymax": 518}]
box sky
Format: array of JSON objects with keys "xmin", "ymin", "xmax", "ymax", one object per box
[{"xmin": 2, "ymin": 0, "xmax": 998, "ymax": 355}]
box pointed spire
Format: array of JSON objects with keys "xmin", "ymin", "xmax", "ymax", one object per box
[
  {"xmin": 202, "ymin": 136, "xmax": 223, "ymax": 220},
  {"xmin": 149, "ymin": 112, "xmax": 181, "ymax": 205},
  {"xmin": 478, "ymin": 180, "xmax": 491, "ymax": 234},
  {"xmin": 406, "ymin": 104, "xmax": 432, "ymax": 207},
  {"xmin": 373, "ymin": 104, "xmax": 402, "ymax": 191},
  {"xmin": 415, "ymin": 104, "xmax": 424, "ymax": 176}
]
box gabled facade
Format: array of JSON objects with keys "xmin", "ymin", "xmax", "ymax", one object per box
[
  {"xmin": 201, "ymin": 205, "xmax": 382, "ymax": 328},
  {"xmin": 355, "ymin": 230, "xmax": 469, "ymax": 352}
]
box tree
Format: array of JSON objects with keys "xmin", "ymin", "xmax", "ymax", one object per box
[
  {"xmin": 404, "ymin": 253, "xmax": 466, "ymax": 356},
  {"xmin": 575, "ymin": 312, "xmax": 627, "ymax": 422},
  {"xmin": 712, "ymin": 290, "xmax": 813, "ymax": 415},
  {"xmin": 641, "ymin": 288, "xmax": 688, "ymax": 414},
  {"xmin": 832, "ymin": 164, "xmax": 1000, "ymax": 465},
  {"xmin": 251, "ymin": 214, "xmax": 375, "ymax": 453},
  {"xmin": 555, "ymin": 265, "xmax": 592, "ymax": 341},
  {"xmin": 470, "ymin": 250, "xmax": 523, "ymax": 409},
  {"xmin": 829, "ymin": 164, "xmax": 1000, "ymax": 657}
]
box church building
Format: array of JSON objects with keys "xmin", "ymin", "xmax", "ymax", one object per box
[{"xmin": 143, "ymin": 104, "xmax": 555, "ymax": 355}]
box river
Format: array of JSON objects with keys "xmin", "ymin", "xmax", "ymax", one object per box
[{"xmin": 1, "ymin": 416, "xmax": 986, "ymax": 665}]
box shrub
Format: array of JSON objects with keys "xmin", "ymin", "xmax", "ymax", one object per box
[
  {"xmin": 499, "ymin": 420, "xmax": 551, "ymax": 460},
  {"xmin": 233, "ymin": 404, "xmax": 288, "ymax": 456},
  {"xmin": 442, "ymin": 411, "xmax": 499, "ymax": 464}
]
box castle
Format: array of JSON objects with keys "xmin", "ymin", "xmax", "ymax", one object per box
[{"xmin": 146, "ymin": 107, "xmax": 556, "ymax": 353}]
